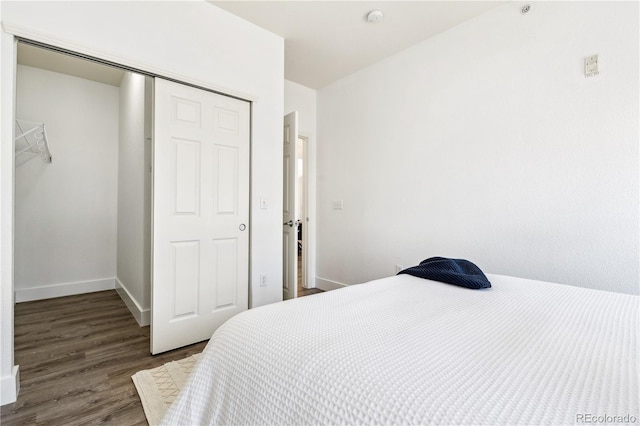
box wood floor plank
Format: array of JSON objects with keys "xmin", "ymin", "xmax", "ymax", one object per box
[{"xmin": 0, "ymin": 290, "xmax": 208, "ymax": 425}]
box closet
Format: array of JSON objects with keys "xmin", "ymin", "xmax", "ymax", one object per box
[{"xmin": 14, "ymin": 42, "xmax": 152, "ymax": 325}]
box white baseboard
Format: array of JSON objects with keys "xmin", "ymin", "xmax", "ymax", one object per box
[
  {"xmin": 115, "ymin": 278, "xmax": 150, "ymax": 327},
  {"xmin": 0, "ymin": 365, "xmax": 19, "ymax": 406},
  {"xmin": 15, "ymin": 278, "xmax": 116, "ymax": 303},
  {"xmin": 315, "ymin": 277, "xmax": 348, "ymax": 292}
]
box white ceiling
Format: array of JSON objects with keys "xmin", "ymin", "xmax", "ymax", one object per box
[
  {"xmin": 211, "ymin": 1, "xmax": 505, "ymax": 89},
  {"xmin": 17, "ymin": 2, "xmax": 505, "ymax": 90},
  {"xmin": 17, "ymin": 43, "xmax": 125, "ymax": 87}
]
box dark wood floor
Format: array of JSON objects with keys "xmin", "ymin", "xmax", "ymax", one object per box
[
  {"xmin": 0, "ymin": 291, "xmax": 207, "ymax": 425},
  {"xmin": 298, "ymin": 283, "xmax": 323, "ymax": 297}
]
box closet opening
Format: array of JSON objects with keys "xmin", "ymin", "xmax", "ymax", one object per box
[
  {"xmin": 296, "ymin": 135, "xmax": 320, "ymax": 297},
  {"xmin": 14, "ymin": 41, "xmax": 153, "ymax": 325}
]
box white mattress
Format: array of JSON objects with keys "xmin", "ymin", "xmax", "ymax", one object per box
[{"xmin": 162, "ymin": 274, "xmax": 639, "ymax": 425}]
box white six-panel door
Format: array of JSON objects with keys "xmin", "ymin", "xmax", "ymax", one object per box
[
  {"xmin": 282, "ymin": 112, "xmax": 298, "ymax": 300},
  {"xmin": 152, "ymin": 78, "xmax": 250, "ymax": 354}
]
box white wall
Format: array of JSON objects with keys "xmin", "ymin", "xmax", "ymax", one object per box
[
  {"xmin": 14, "ymin": 65, "xmax": 119, "ymax": 300},
  {"xmin": 317, "ymin": 1, "xmax": 639, "ymax": 295},
  {"xmin": 285, "ymin": 80, "xmax": 317, "ymax": 144},
  {"xmin": 284, "ymin": 79, "xmax": 317, "ymax": 286},
  {"xmin": 116, "ymin": 72, "xmax": 151, "ymax": 326},
  {"xmin": 1, "ymin": 0, "xmax": 283, "ymax": 405}
]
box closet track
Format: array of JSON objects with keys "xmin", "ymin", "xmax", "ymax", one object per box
[{"xmin": 17, "ymin": 38, "xmax": 249, "ymax": 102}]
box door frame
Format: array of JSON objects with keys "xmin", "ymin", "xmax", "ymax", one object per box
[
  {"xmin": 282, "ymin": 121, "xmax": 317, "ymax": 297},
  {"xmin": 285, "ymin": 131, "xmax": 316, "ymax": 292},
  {"xmin": 0, "ymin": 31, "xmax": 257, "ymax": 403},
  {"xmin": 297, "ymin": 134, "xmax": 312, "ymax": 289},
  {"xmin": 301, "ymin": 132, "xmax": 317, "ymax": 290}
]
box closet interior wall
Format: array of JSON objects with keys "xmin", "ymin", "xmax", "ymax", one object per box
[
  {"xmin": 116, "ymin": 72, "xmax": 152, "ymax": 325},
  {"xmin": 15, "ymin": 52, "xmax": 151, "ymax": 325}
]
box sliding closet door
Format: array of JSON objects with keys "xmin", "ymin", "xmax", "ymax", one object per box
[{"xmin": 152, "ymin": 78, "xmax": 250, "ymax": 354}]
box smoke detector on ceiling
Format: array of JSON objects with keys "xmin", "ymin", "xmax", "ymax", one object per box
[{"xmin": 366, "ymin": 10, "xmax": 384, "ymax": 23}]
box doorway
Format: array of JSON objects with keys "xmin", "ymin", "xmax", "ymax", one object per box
[
  {"xmin": 295, "ymin": 135, "xmax": 320, "ymax": 297},
  {"xmin": 283, "ymin": 112, "xmax": 320, "ymax": 299},
  {"xmin": 14, "ymin": 42, "xmax": 152, "ymax": 314}
]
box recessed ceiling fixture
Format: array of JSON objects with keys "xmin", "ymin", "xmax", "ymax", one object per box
[{"xmin": 366, "ymin": 10, "xmax": 384, "ymax": 23}]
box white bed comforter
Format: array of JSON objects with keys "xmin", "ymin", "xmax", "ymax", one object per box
[{"xmin": 162, "ymin": 274, "xmax": 639, "ymax": 425}]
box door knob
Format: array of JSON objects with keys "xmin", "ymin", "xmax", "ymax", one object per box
[{"xmin": 283, "ymin": 220, "xmax": 294, "ymax": 227}]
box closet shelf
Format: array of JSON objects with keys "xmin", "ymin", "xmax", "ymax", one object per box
[{"xmin": 15, "ymin": 119, "xmax": 52, "ymax": 166}]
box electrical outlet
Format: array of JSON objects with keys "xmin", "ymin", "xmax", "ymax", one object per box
[
  {"xmin": 259, "ymin": 274, "xmax": 268, "ymax": 287},
  {"xmin": 395, "ymin": 264, "xmax": 404, "ymax": 274}
]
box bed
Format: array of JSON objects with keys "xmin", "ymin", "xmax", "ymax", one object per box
[{"xmin": 161, "ymin": 273, "xmax": 639, "ymax": 425}]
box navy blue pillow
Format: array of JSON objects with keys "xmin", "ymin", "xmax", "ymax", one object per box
[{"xmin": 397, "ymin": 257, "xmax": 491, "ymax": 289}]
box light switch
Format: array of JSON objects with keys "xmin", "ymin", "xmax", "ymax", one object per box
[
  {"xmin": 260, "ymin": 197, "xmax": 267, "ymax": 209},
  {"xmin": 585, "ymin": 55, "xmax": 599, "ymax": 77},
  {"xmin": 332, "ymin": 200, "xmax": 344, "ymax": 210}
]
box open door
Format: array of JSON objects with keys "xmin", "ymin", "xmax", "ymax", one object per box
[
  {"xmin": 151, "ymin": 78, "xmax": 250, "ymax": 354},
  {"xmin": 282, "ymin": 111, "xmax": 298, "ymax": 300}
]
